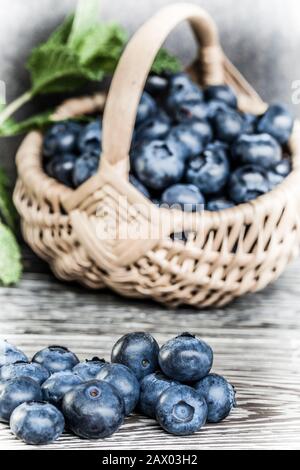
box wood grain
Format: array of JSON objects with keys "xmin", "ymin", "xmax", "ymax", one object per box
[{"xmin": 0, "ymin": 253, "xmax": 300, "ymax": 450}]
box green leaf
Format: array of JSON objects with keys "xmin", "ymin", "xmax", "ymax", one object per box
[
  {"xmin": 0, "ymin": 110, "xmax": 53, "ymax": 137},
  {"xmin": 0, "ymin": 167, "xmax": 16, "ymax": 230},
  {"xmin": 46, "ymin": 14, "xmax": 74, "ymax": 47},
  {"xmin": 68, "ymin": 0, "xmax": 100, "ymax": 49},
  {"xmin": 152, "ymin": 49, "xmax": 182, "ymax": 74},
  {"xmin": 0, "ymin": 222, "xmax": 22, "ymax": 286},
  {"xmin": 0, "ymin": 104, "xmax": 18, "ymax": 136}
]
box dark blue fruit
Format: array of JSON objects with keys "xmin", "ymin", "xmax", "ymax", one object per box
[
  {"xmin": 232, "ymin": 134, "xmax": 282, "ymax": 169},
  {"xmin": 0, "ymin": 361, "xmax": 50, "ymax": 385},
  {"xmin": 173, "ymin": 100, "xmax": 209, "ymax": 122},
  {"xmin": 46, "ymin": 153, "xmax": 77, "ymax": 187},
  {"xmin": 0, "ymin": 340, "xmax": 28, "ymax": 367},
  {"xmin": 159, "ymin": 333, "xmax": 213, "ymax": 382},
  {"xmin": 267, "ymin": 159, "xmax": 291, "ymax": 188},
  {"xmin": 206, "ymin": 198, "xmax": 235, "ymax": 212},
  {"xmin": 167, "ymin": 120, "xmax": 212, "ymax": 158},
  {"xmin": 133, "ymin": 140, "xmax": 186, "ymax": 191},
  {"xmin": 135, "ymin": 112, "xmax": 171, "ymax": 143},
  {"xmin": 0, "ymin": 377, "xmax": 42, "ymax": 423},
  {"xmin": 139, "ymin": 372, "xmax": 179, "ymax": 418},
  {"xmin": 111, "ymin": 332, "xmax": 159, "ymax": 381},
  {"xmin": 194, "ymin": 373, "xmax": 236, "ymax": 423},
  {"xmin": 129, "ymin": 174, "xmax": 151, "ymax": 199},
  {"xmin": 10, "ymin": 401, "xmax": 65, "ymax": 446},
  {"xmin": 161, "ymin": 184, "xmax": 205, "ymax": 212},
  {"xmin": 205, "ymin": 85, "xmax": 238, "ymax": 109},
  {"xmin": 206, "ymin": 100, "xmax": 229, "ymax": 120},
  {"xmin": 43, "ymin": 121, "xmax": 82, "ymax": 159},
  {"xmin": 32, "ymin": 346, "xmax": 79, "ymax": 375},
  {"xmin": 257, "ymin": 104, "xmax": 294, "ymax": 145},
  {"xmin": 186, "ymin": 143, "xmax": 230, "ymax": 195},
  {"xmin": 62, "ymin": 380, "xmax": 125, "ymax": 439},
  {"xmin": 166, "ymin": 73, "xmax": 203, "ymax": 110},
  {"xmin": 72, "ymin": 151, "xmax": 99, "ymax": 187},
  {"xmin": 136, "ymin": 92, "xmax": 157, "ymax": 126},
  {"xmin": 72, "ymin": 358, "xmax": 107, "ymax": 382},
  {"xmin": 156, "ymin": 385, "xmax": 208, "ymax": 436},
  {"xmin": 97, "ymin": 363, "xmax": 140, "ymax": 415},
  {"xmin": 229, "ymin": 165, "xmax": 271, "ymax": 204},
  {"xmin": 213, "ymin": 108, "xmax": 245, "ymax": 143},
  {"xmin": 42, "ymin": 371, "xmax": 83, "ymax": 407},
  {"xmin": 78, "ymin": 121, "xmax": 102, "ymax": 153},
  {"xmin": 145, "ymin": 75, "xmax": 169, "ymax": 97},
  {"xmin": 243, "ymin": 113, "xmax": 258, "ymax": 134}
]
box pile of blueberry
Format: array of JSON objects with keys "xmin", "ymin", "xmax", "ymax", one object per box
[
  {"xmin": 0, "ymin": 333, "xmax": 235, "ymax": 445},
  {"xmin": 43, "ymin": 72, "xmax": 294, "ymax": 211}
]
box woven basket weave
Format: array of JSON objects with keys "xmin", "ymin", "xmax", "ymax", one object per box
[{"xmin": 14, "ymin": 3, "xmax": 300, "ymax": 308}]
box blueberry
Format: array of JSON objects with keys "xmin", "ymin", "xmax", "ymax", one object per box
[
  {"xmin": 206, "ymin": 100, "xmax": 229, "ymax": 120},
  {"xmin": 156, "ymin": 385, "xmax": 208, "ymax": 436},
  {"xmin": 139, "ymin": 372, "xmax": 179, "ymax": 418},
  {"xmin": 205, "ymin": 85, "xmax": 238, "ymax": 109},
  {"xmin": 186, "ymin": 143, "xmax": 230, "ymax": 195},
  {"xmin": 0, "ymin": 340, "xmax": 28, "ymax": 367},
  {"xmin": 45, "ymin": 153, "xmax": 77, "ymax": 187},
  {"xmin": 194, "ymin": 374, "xmax": 236, "ymax": 423},
  {"xmin": 134, "ymin": 112, "xmax": 171, "ymax": 143},
  {"xmin": 173, "ymin": 100, "xmax": 209, "ymax": 122},
  {"xmin": 32, "ymin": 346, "xmax": 79, "ymax": 374},
  {"xmin": 41, "ymin": 371, "xmax": 83, "ymax": 407},
  {"xmin": 129, "ymin": 174, "xmax": 151, "ymax": 199},
  {"xmin": 78, "ymin": 121, "xmax": 102, "ymax": 153},
  {"xmin": 145, "ymin": 75, "xmax": 169, "ymax": 97},
  {"xmin": 161, "ymin": 184, "xmax": 205, "ymax": 212},
  {"xmin": 72, "ymin": 151, "xmax": 99, "ymax": 187},
  {"xmin": 232, "ymin": 134, "xmax": 282, "ymax": 169},
  {"xmin": 43, "ymin": 121, "xmax": 82, "ymax": 159},
  {"xmin": 136, "ymin": 92, "xmax": 157, "ymax": 126},
  {"xmin": 0, "ymin": 361, "xmax": 50, "ymax": 385},
  {"xmin": 10, "ymin": 401, "xmax": 65, "ymax": 445},
  {"xmin": 257, "ymin": 104, "xmax": 294, "ymax": 145},
  {"xmin": 213, "ymin": 108, "xmax": 245, "ymax": 143},
  {"xmin": 72, "ymin": 357, "xmax": 107, "ymax": 382},
  {"xmin": 133, "ymin": 140, "xmax": 185, "ymax": 191},
  {"xmin": 111, "ymin": 332, "xmax": 159, "ymax": 381},
  {"xmin": 96, "ymin": 363, "xmax": 140, "ymax": 415},
  {"xmin": 62, "ymin": 380, "xmax": 125, "ymax": 439},
  {"xmin": 267, "ymin": 159, "xmax": 291, "ymax": 188},
  {"xmin": 206, "ymin": 198, "xmax": 235, "ymax": 211},
  {"xmin": 159, "ymin": 333, "xmax": 213, "ymax": 382},
  {"xmin": 243, "ymin": 113, "xmax": 258, "ymax": 134},
  {"xmin": 167, "ymin": 120, "xmax": 212, "ymax": 158},
  {"xmin": 0, "ymin": 377, "xmax": 42, "ymax": 423},
  {"xmin": 229, "ymin": 165, "xmax": 271, "ymax": 204},
  {"xmin": 166, "ymin": 73, "xmax": 203, "ymax": 111}
]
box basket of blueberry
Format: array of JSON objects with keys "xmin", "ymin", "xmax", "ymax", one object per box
[
  {"xmin": 13, "ymin": 4, "xmax": 300, "ymax": 307},
  {"xmin": 0, "ymin": 333, "xmax": 236, "ymax": 445}
]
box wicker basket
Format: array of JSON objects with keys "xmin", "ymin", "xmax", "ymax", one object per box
[{"xmin": 14, "ymin": 3, "xmax": 300, "ymax": 308}]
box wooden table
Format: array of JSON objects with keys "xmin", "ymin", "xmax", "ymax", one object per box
[{"xmin": 0, "ymin": 248, "xmax": 299, "ymax": 450}]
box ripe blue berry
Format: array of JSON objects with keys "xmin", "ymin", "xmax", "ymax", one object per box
[
  {"xmin": 206, "ymin": 198, "xmax": 235, "ymax": 211},
  {"xmin": 0, "ymin": 340, "xmax": 28, "ymax": 367},
  {"xmin": 43, "ymin": 121, "xmax": 82, "ymax": 158},
  {"xmin": 167, "ymin": 120, "xmax": 212, "ymax": 158},
  {"xmin": 111, "ymin": 332, "xmax": 159, "ymax": 381},
  {"xmin": 159, "ymin": 333, "xmax": 213, "ymax": 382},
  {"xmin": 213, "ymin": 108, "xmax": 245, "ymax": 143},
  {"xmin": 229, "ymin": 165, "xmax": 271, "ymax": 204},
  {"xmin": 32, "ymin": 346, "xmax": 79, "ymax": 374},
  {"xmin": 232, "ymin": 134, "xmax": 282, "ymax": 169},
  {"xmin": 267, "ymin": 159, "xmax": 291, "ymax": 188},
  {"xmin": 205, "ymin": 85, "xmax": 238, "ymax": 109},
  {"xmin": 166, "ymin": 73, "xmax": 203, "ymax": 111},
  {"xmin": 78, "ymin": 121, "xmax": 102, "ymax": 153},
  {"xmin": 45, "ymin": 153, "xmax": 77, "ymax": 187},
  {"xmin": 194, "ymin": 373, "xmax": 236, "ymax": 423},
  {"xmin": 62, "ymin": 380, "xmax": 125, "ymax": 439},
  {"xmin": 10, "ymin": 401, "xmax": 65, "ymax": 445},
  {"xmin": 156, "ymin": 385, "xmax": 208, "ymax": 436},
  {"xmin": 161, "ymin": 184, "xmax": 205, "ymax": 212},
  {"xmin": 0, "ymin": 361, "xmax": 50, "ymax": 385},
  {"xmin": 136, "ymin": 92, "xmax": 157, "ymax": 126},
  {"xmin": 72, "ymin": 151, "xmax": 99, "ymax": 187},
  {"xmin": 206, "ymin": 100, "xmax": 229, "ymax": 120},
  {"xmin": 41, "ymin": 371, "xmax": 83, "ymax": 407},
  {"xmin": 257, "ymin": 104, "xmax": 294, "ymax": 145},
  {"xmin": 139, "ymin": 372, "xmax": 179, "ymax": 418},
  {"xmin": 174, "ymin": 100, "xmax": 209, "ymax": 122},
  {"xmin": 72, "ymin": 358, "xmax": 107, "ymax": 382},
  {"xmin": 0, "ymin": 377, "xmax": 42, "ymax": 423},
  {"xmin": 135, "ymin": 112, "xmax": 171, "ymax": 143},
  {"xmin": 145, "ymin": 75, "xmax": 169, "ymax": 97}
]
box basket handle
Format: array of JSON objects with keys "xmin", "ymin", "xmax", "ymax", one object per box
[{"xmin": 100, "ymin": 3, "xmax": 224, "ymax": 171}]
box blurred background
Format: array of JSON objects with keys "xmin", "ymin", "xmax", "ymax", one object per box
[{"xmin": 1, "ymin": 0, "xmax": 300, "ymax": 180}]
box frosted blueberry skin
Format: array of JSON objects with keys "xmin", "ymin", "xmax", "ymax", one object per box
[
  {"xmin": 72, "ymin": 358, "xmax": 107, "ymax": 382},
  {"xmin": 267, "ymin": 159, "xmax": 291, "ymax": 188},
  {"xmin": 0, "ymin": 361, "xmax": 50, "ymax": 385},
  {"xmin": 134, "ymin": 112, "xmax": 171, "ymax": 143},
  {"xmin": 97, "ymin": 363, "xmax": 140, "ymax": 415},
  {"xmin": 185, "ymin": 143, "xmax": 230, "ymax": 195},
  {"xmin": 0, "ymin": 377, "xmax": 42, "ymax": 423},
  {"xmin": 156, "ymin": 385, "xmax": 208, "ymax": 436},
  {"xmin": 166, "ymin": 73, "xmax": 204, "ymax": 111},
  {"xmin": 174, "ymin": 100, "xmax": 209, "ymax": 123},
  {"xmin": 72, "ymin": 151, "xmax": 99, "ymax": 187},
  {"xmin": 158, "ymin": 333, "xmax": 213, "ymax": 383},
  {"xmin": 41, "ymin": 371, "xmax": 83, "ymax": 407},
  {"xmin": 136, "ymin": 92, "xmax": 157, "ymax": 127},
  {"xmin": 133, "ymin": 140, "xmax": 186, "ymax": 191},
  {"xmin": 62, "ymin": 380, "xmax": 125, "ymax": 439},
  {"xmin": 167, "ymin": 120, "xmax": 212, "ymax": 159},
  {"xmin": 32, "ymin": 346, "xmax": 79, "ymax": 375},
  {"xmin": 139, "ymin": 372, "xmax": 179, "ymax": 418},
  {"xmin": 213, "ymin": 108, "xmax": 246, "ymax": 143},
  {"xmin": 206, "ymin": 198, "xmax": 235, "ymax": 212},
  {"xmin": 229, "ymin": 165, "xmax": 271, "ymax": 204},
  {"xmin": 194, "ymin": 373, "xmax": 236, "ymax": 423},
  {"xmin": 257, "ymin": 104, "xmax": 294, "ymax": 145},
  {"xmin": 46, "ymin": 153, "xmax": 78, "ymax": 188},
  {"xmin": 78, "ymin": 121, "xmax": 102, "ymax": 154},
  {"xmin": 10, "ymin": 401, "xmax": 65, "ymax": 446},
  {"xmin": 232, "ymin": 133, "xmax": 282, "ymax": 169},
  {"xmin": 204, "ymin": 85, "xmax": 238, "ymax": 109},
  {"xmin": 111, "ymin": 332, "xmax": 159, "ymax": 381},
  {"xmin": 43, "ymin": 121, "xmax": 82, "ymax": 159},
  {"xmin": 206, "ymin": 100, "xmax": 229, "ymax": 120},
  {"xmin": 0, "ymin": 340, "xmax": 28, "ymax": 368},
  {"xmin": 161, "ymin": 184, "xmax": 205, "ymax": 212},
  {"xmin": 145, "ymin": 75, "xmax": 169, "ymax": 97}
]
